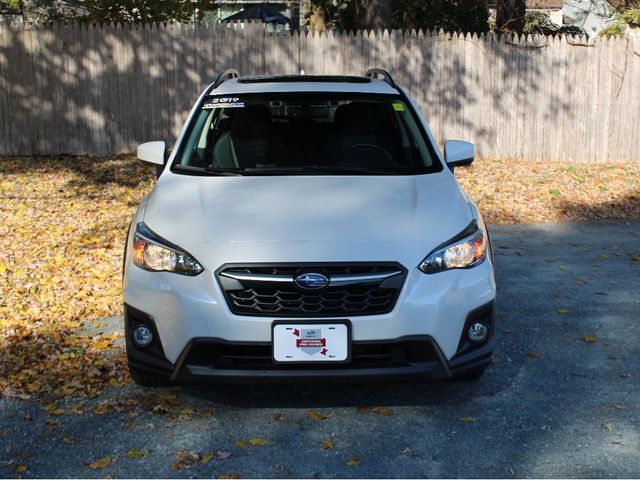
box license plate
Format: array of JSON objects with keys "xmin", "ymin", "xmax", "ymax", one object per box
[{"xmin": 272, "ymin": 320, "xmax": 351, "ymax": 363}]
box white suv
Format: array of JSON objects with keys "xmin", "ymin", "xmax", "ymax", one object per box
[{"xmin": 124, "ymin": 68, "xmax": 496, "ymax": 386}]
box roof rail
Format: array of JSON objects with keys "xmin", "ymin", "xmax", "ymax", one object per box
[
  {"xmin": 211, "ymin": 69, "xmax": 240, "ymax": 90},
  {"xmin": 365, "ymin": 68, "xmax": 397, "ymax": 89}
]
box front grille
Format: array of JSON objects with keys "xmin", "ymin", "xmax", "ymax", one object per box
[
  {"xmin": 228, "ymin": 286, "xmax": 395, "ymax": 315},
  {"xmin": 217, "ymin": 263, "xmax": 406, "ymax": 317},
  {"xmin": 185, "ymin": 340, "xmax": 440, "ymax": 370}
]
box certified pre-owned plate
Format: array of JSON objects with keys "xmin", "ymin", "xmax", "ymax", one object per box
[{"xmin": 272, "ymin": 320, "xmax": 351, "ymax": 363}]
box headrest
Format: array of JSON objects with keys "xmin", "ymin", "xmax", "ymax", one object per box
[{"xmin": 232, "ymin": 105, "xmax": 271, "ymax": 138}]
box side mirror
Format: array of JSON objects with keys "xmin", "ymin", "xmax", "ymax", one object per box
[
  {"xmin": 137, "ymin": 141, "xmax": 166, "ymax": 178},
  {"xmin": 444, "ymin": 140, "xmax": 474, "ymax": 172}
]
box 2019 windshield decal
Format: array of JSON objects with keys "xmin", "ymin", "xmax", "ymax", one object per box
[{"xmin": 203, "ymin": 97, "xmax": 245, "ymax": 109}]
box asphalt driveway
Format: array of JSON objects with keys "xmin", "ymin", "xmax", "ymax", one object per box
[{"xmin": 1, "ymin": 221, "xmax": 639, "ymax": 478}]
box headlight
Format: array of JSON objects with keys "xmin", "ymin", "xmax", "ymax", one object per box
[
  {"xmin": 132, "ymin": 223, "xmax": 203, "ymax": 276},
  {"xmin": 419, "ymin": 222, "xmax": 486, "ymax": 274}
]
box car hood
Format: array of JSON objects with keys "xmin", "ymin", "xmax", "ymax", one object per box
[{"xmin": 143, "ymin": 172, "xmax": 472, "ymax": 262}]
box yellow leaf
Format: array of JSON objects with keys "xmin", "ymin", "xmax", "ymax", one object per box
[
  {"xmin": 126, "ymin": 449, "xmax": 149, "ymax": 459},
  {"xmin": 171, "ymin": 450, "xmax": 200, "ymax": 470},
  {"xmin": 94, "ymin": 404, "xmax": 111, "ymax": 414},
  {"xmin": 345, "ymin": 458, "xmax": 361, "ymax": 466},
  {"xmin": 459, "ymin": 416, "xmax": 477, "ymax": 423},
  {"xmin": 43, "ymin": 403, "xmax": 58, "ymax": 413},
  {"xmin": 108, "ymin": 378, "xmax": 124, "ymax": 388},
  {"xmin": 179, "ymin": 408, "xmax": 195, "ymax": 415},
  {"xmin": 71, "ymin": 406, "xmax": 84, "ymax": 415},
  {"xmin": 375, "ymin": 407, "xmax": 394, "ymax": 416},
  {"xmin": 14, "ymin": 465, "xmax": 28, "ymax": 474},
  {"xmin": 556, "ymin": 307, "xmax": 568, "ymax": 315},
  {"xmin": 307, "ymin": 409, "xmax": 328, "ymax": 421},
  {"xmin": 248, "ymin": 437, "xmax": 268, "ymax": 446},
  {"xmin": 356, "ymin": 406, "xmax": 372, "ymax": 413},
  {"xmin": 63, "ymin": 436, "xmax": 75, "ymax": 444},
  {"xmin": 320, "ymin": 439, "xmax": 335, "ymax": 450},
  {"xmin": 583, "ymin": 334, "xmax": 597, "ymax": 343},
  {"xmin": 602, "ymin": 422, "xmax": 615, "ymax": 432},
  {"xmin": 234, "ymin": 440, "xmax": 248, "ymax": 449},
  {"xmin": 632, "ymin": 253, "xmax": 640, "ymax": 262},
  {"xmin": 88, "ymin": 456, "xmax": 112, "ymax": 469},
  {"xmin": 45, "ymin": 419, "xmax": 61, "ymax": 425},
  {"xmin": 200, "ymin": 453, "xmax": 214, "ymax": 464},
  {"xmin": 93, "ymin": 339, "xmax": 111, "ymax": 350}
]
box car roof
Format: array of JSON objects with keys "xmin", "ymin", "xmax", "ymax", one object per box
[{"xmin": 209, "ymin": 75, "xmax": 400, "ymax": 96}]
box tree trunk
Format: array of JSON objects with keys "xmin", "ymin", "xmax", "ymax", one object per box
[
  {"xmin": 496, "ymin": 0, "xmax": 526, "ymax": 32},
  {"xmin": 355, "ymin": 0, "xmax": 392, "ymax": 30}
]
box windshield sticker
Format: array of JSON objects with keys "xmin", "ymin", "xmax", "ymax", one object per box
[
  {"xmin": 392, "ymin": 102, "xmax": 405, "ymax": 112},
  {"xmin": 203, "ymin": 97, "xmax": 245, "ymax": 109}
]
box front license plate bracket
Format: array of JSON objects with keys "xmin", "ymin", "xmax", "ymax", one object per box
[{"xmin": 271, "ymin": 320, "xmax": 352, "ymax": 364}]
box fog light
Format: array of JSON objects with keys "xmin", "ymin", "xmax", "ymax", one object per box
[
  {"xmin": 132, "ymin": 324, "xmax": 154, "ymax": 347},
  {"xmin": 467, "ymin": 322, "xmax": 489, "ymax": 343}
]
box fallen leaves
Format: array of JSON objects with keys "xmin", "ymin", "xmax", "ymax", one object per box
[
  {"xmin": 555, "ymin": 307, "xmax": 569, "ymax": 315},
  {"xmin": 248, "ymin": 437, "xmax": 268, "ymax": 446},
  {"xmin": 126, "ymin": 449, "xmax": 149, "ymax": 459},
  {"xmin": 459, "ymin": 416, "xmax": 478, "ymax": 423},
  {"xmin": 582, "ymin": 334, "xmax": 598, "ymax": 343},
  {"xmin": 456, "ymin": 160, "xmax": 640, "ymax": 225},
  {"xmin": 374, "ymin": 407, "xmax": 394, "ymax": 416},
  {"xmin": 601, "ymin": 422, "xmax": 615, "ymax": 432},
  {"xmin": 320, "ymin": 439, "xmax": 335, "ymax": 450},
  {"xmin": 0, "ymin": 157, "xmax": 154, "ymax": 400},
  {"xmin": 171, "ymin": 450, "xmax": 200, "ymax": 471},
  {"xmin": 235, "ymin": 437, "xmax": 267, "ymax": 448},
  {"xmin": 345, "ymin": 458, "xmax": 361, "ymax": 466},
  {"xmin": 307, "ymin": 409, "xmax": 328, "ymax": 421},
  {"xmin": 171, "ymin": 449, "xmax": 231, "ymax": 470},
  {"xmin": 43, "ymin": 403, "xmax": 64, "ymax": 415},
  {"xmin": 88, "ymin": 456, "xmax": 112, "ymax": 470}
]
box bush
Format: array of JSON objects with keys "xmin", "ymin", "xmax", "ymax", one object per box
[{"xmin": 620, "ymin": 7, "xmax": 640, "ymax": 26}]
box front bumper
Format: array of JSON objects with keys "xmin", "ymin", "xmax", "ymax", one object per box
[{"xmin": 125, "ymin": 301, "xmax": 496, "ymax": 383}]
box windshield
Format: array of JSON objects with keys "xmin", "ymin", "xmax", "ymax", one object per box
[{"xmin": 174, "ymin": 93, "xmax": 441, "ymax": 175}]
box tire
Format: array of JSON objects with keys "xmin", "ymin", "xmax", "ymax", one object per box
[
  {"xmin": 455, "ymin": 368, "xmax": 486, "ymax": 382},
  {"xmin": 128, "ymin": 365, "xmax": 171, "ymax": 387}
]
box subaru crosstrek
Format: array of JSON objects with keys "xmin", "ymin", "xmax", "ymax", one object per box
[{"xmin": 124, "ymin": 68, "xmax": 496, "ymax": 386}]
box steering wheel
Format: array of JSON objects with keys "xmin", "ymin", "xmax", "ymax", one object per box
[{"xmin": 336, "ymin": 144, "xmax": 395, "ymax": 166}]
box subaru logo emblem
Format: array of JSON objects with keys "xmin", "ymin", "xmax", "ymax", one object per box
[{"xmin": 294, "ymin": 272, "xmax": 329, "ymax": 290}]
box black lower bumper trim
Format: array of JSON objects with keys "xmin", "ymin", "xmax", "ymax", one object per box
[
  {"xmin": 163, "ymin": 335, "xmax": 493, "ymax": 383},
  {"xmin": 176, "ymin": 360, "xmax": 449, "ymax": 383}
]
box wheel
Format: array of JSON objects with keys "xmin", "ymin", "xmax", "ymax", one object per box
[
  {"xmin": 455, "ymin": 368, "xmax": 486, "ymax": 382},
  {"xmin": 128, "ymin": 365, "xmax": 171, "ymax": 387}
]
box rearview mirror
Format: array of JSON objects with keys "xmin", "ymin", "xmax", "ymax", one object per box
[
  {"xmin": 137, "ymin": 141, "xmax": 166, "ymax": 178},
  {"xmin": 444, "ymin": 140, "xmax": 474, "ymax": 172}
]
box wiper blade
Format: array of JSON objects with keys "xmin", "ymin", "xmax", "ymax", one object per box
[{"xmin": 173, "ymin": 164, "xmax": 244, "ymax": 176}]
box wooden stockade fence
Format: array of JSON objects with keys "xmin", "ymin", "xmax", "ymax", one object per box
[{"xmin": 0, "ymin": 23, "xmax": 639, "ymax": 162}]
